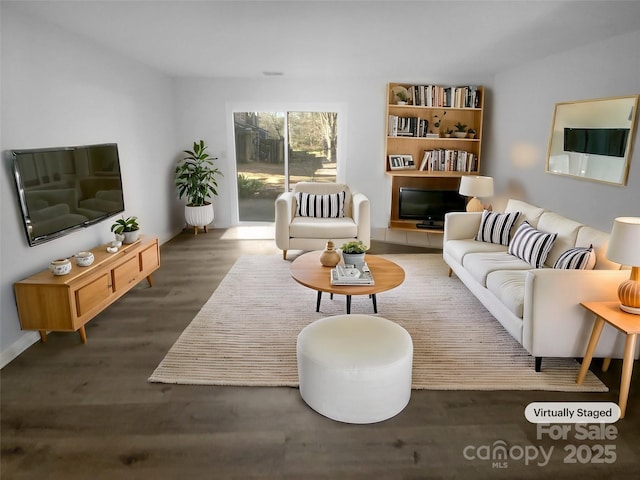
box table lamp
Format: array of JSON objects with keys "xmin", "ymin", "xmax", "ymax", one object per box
[
  {"xmin": 606, "ymin": 217, "xmax": 640, "ymax": 315},
  {"xmin": 458, "ymin": 176, "xmax": 494, "ymax": 212}
]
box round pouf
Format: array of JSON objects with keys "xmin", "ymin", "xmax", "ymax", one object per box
[{"xmin": 296, "ymin": 314, "xmax": 413, "ymax": 424}]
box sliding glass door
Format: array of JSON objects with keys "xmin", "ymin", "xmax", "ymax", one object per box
[{"xmin": 233, "ymin": 110, "xmax": 338, "ymax": 222}]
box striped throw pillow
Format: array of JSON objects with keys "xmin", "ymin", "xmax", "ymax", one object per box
[
  {"xmin": 553, "ymin": 245, "xmax": 596, "ymax": 270},
  {"xmin": 295, "ymin": 191, "xmax": 346, "ymax": 218},
  {"xmin": 475, "ymin": 210, "xmax": 520, "ymax": 245},
  {"xmin": 508, "ymin": 221, "xmax": 558, "ymax": 268}
]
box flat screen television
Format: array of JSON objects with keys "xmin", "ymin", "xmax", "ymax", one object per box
[
  {"xmin": 11, "ymin": 143, "xmax": 125, "ymax": 246},
  {"xmin": 398, "ymin": 187, "xmax": 466, "ymax": 228},
  {"xmin": 563, "ymin": 128, "xmax": 629, "ymax": 158}
]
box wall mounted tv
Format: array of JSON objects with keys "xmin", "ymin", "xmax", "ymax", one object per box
[
  {"xmin": 563, "ymin": 128, "xmax": 629, "ymax": 157},
  {"xmin": 11, "ymin": 143, "xmax": 125, "ymax": 246},
  {"xmin": 398, "ymin": 187, "xmax": 466, "ymax": 228}
]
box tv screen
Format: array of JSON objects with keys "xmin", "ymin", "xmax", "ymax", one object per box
[
  {"xmin": 563, "ymin": 128, "xmax": 629, "ymax": 158},
  {"xmin": 399, "ymin": 188, "xmax": 466, "ymax": 226},
  {"xmin": 11, "ymin": 143, "xmax": 125, "ymax": 246}
]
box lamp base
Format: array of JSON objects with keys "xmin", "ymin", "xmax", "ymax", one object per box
[
  {"xmin": 466, "ymin": 197, "xmax": 484, "ymax": 212},
  {"xmin": 619, "ymin": 304, "xmax": 640, "ymax": 315}
]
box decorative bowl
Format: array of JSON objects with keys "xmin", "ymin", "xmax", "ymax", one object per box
[
  {"xmin": 49, "ymin": 258, "xmax": 72, "ymax": 276},
  {"xmin": 75, "ymin": 251, "xmax": 94, "ymax": 267}
]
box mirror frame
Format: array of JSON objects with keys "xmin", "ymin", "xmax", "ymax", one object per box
[{"xmin": 546, "ymin": 95, "xmax": 639, "ymax": 186}]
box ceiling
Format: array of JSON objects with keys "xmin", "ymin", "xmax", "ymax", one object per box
[{"xmin": 5, "ymin": 0, "xmax": 640, "ymax": 79}]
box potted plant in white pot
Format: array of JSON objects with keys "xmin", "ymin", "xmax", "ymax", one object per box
[
  {"xmin": 340, "ymin": 240, "xmax": 368, "ymax": 266},
  {"xmin": 111, "ymin": 215, "xmax": 140, "ymax": 244},
  {"xmin": 175, "ymin": 140, "xmax": 223, "ymax": 234}
]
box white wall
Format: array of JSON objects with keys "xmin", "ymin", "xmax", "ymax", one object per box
[
  {"xmin": 0, "ymin": 6, "xmax": 179, "ymax": 365},
  {"xmin": 486, "ymin": 30, "xmax": 640, "ymax": 231}
]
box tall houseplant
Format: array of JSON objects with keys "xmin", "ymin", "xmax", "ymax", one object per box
[{"xmin": 175, "ymin": 140, "xmax": 223, "ymax": 234}]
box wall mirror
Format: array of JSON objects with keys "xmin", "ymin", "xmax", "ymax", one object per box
[{"xmin": 546, "ymin": 95, "xmax": 639, "ymax": 186}]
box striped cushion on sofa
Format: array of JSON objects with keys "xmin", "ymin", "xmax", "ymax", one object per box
[
  {"xmin": 508, "ymin": 221, "xmax": 557, "ymax": 268},
  {"xmin": 475, "ymin": 210, "xmax": 520, "ymax": 245},
  {"xmin": 295, "ymin": 191, "xmax": 346, "ymax": 218}
]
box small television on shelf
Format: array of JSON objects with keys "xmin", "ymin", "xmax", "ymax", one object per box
[
  {"xmin": 398, "ymin": 187, "xmax": 466, "ymax": 229},
  {"xmin": 563, "ymin": 128, "xmax": 629, "ymax": 158},
  {"xmin": 11, "ymin": 143, "xmax": 125, "ymax": 246}
]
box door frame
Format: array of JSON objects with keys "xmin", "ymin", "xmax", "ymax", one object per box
[{"xmin": 226, "ymin": 102, "xmax": 347, "ymax": 225}]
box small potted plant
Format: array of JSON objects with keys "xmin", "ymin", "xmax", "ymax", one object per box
[
  {"xmin": 111, "ymin": 215, "xmax": 140, "ymax": 244},
  {"xmin": 396, "ymin": 90, "xmax": 408, "ymax": 105},
  {"xmin": 340, "ymin": 240, "xmax": 368, "ymax": 265},
  {"xmin": 443, "ymin": 128, "xmax": 454, "ymax": 138},
  {"xmin": 467, "ymin": 128, "xmax": 477, "ymax": 139},
  {"xmin": 454, "ymin": 122, "xmax": 468, "ymax": 138}
]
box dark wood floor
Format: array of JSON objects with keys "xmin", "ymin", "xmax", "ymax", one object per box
[{"xmin": 2, "ymin": 229, "xmax": 639, "ymax": 479}]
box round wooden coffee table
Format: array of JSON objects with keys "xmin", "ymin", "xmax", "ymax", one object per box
[{"xmin": 290, "ymin": 251, "xmax": 405, "ymax": 314}]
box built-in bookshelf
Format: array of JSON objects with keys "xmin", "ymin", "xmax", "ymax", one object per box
[{"xmin": 385, "ymin": 82, "xmax": 485, "ymax": 231}]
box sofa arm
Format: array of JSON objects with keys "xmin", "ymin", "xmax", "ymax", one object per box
[
  {"xmin": 522, "ymin": 268, "xmax": 629, "ymax": 356},
  {"xmin": 275, "ymin": 191, "xmax": 296, "ymax": 250},
  {"xmin": 352, "ymin": 192, "xmax": 371, "ymax": 248},
  {"xmin": 444, "ymin": 211, "xmax": 482, "ymax": 243}
]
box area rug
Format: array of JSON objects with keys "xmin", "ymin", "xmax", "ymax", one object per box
[{"xmin": 149, "ymin": 254, "xmax": 607, "ymax": 392}]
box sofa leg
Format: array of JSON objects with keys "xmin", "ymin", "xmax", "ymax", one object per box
[
  {"xmin": 535, "ymin": 357, "xmax": 542, "ymax": 372},
  {"xmin": 282, "ymin": 250, "xmax": 287, "ymax": 260},
  {"xmin": 448, "ymin": 267, "xmax": 452, "ymax": 278}
]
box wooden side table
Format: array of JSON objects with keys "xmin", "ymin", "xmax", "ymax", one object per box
[{"xmin": 577, "ymin": 301, "xmax": 640, "ymax": 419}]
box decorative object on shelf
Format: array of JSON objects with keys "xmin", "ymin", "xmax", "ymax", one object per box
[
  {"xmin": 49, "ymin": 258, "xmax": 72, "ymax": 276},
  {"xmin": 606, "ymin": 217, "xmax": 640, "ymax": 314},
  {"xmin": 175, "ymin": 139, "xmax": 223, "ymax": 234},
  {"xmin": 74, "ymin": 251, "xmax": 94, "ymax": 267},
  {"xmin": 388, "ymin": 154, "xmax": 415, "ymax": 170},
  {"xmin": 458, "ymin": 175, "xmax": 494, "ymax": 212},
  {"xmin": 467, "ymin": 128, "xmax": 476, "ymax": 138},
  {"xmin": 443, "ymin": 129, "xmax": 453, "ymax": 138},
  {"xmin": 319, "ymin": 241, "xmax": 341, "ymax": 267},
  {"xmin": 340, "ymin": 240, "xmax": 368, "ymax": 266},
  {"xmin": 111, "ymin": 215, "xmax": 140, "ymax": 244},
  {"xmin": 454, "ymin": 122, "xmax": 468, "ymax": 138},
  {"xmin": 431, "ymin": 110, "xmax": 447, "ymax": 134},
  {"xmin": 390, "ymin": 85, "xmax": 410, "ymax": 105}
]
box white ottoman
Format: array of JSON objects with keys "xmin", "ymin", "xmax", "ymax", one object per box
[{"xmin": 296, "ymin": 314, "xmax": 413, "ymax": 424}]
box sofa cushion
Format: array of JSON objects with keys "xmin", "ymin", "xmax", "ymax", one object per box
[
  {"xmin": 553, "ymin": 246, "xmax": 596, "ymax": 270},
  {"xmin": 486, "ymin": 270, "xmax": 527, "ymax": 318},
  {"xmin": 508, "ymin": 222, "xmax": 557, "ymax": 268},
  {"xmin": 296, "ymin": 191, "xmax": 346, "ymax": 218},
  {"xmin": 576, "ymin": 226, "xmax": 620, "ymax": 270},
  {"xmin": 505, "ymin": 199, "xmax": 545, "ymax": 229},
  {"xmin": 536, "ymin": 212, "xmax": 582, "ymax": 267},
  {"xmin": 289, "ymin": 216, "xmax": 357, "ymax": 239},
  {"xmin": 475, "ymin": 210, "xmax": 520, "ymax": 245},
  {"xmin": 446, "ymin": 239, "xmax": 507, "ymax": 265},
  {"xmin": 463, "ymin": 252, "xmax": 532, "ymax": 287}
]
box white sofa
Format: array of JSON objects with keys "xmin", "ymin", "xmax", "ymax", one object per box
[
  {"xmin": 443, "ymin": 199, "xmax": 638, "ymax": 371},
  {"xmin": 275, "ymin": 182, "xmax": 370, "ymax": 260}
]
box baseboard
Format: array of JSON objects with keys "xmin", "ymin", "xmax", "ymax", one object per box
[{"xmin": 1, "ymin": 331, "xmax": 40, "ymax": 369}]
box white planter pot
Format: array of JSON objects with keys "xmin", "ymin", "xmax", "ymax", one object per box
[
  {"xmin": 185, "ymin": 203, "xmax": 214, "ymax": 228},
  {"xmin": 342, "ymin": 252, "xmax": 366, "ymax": 266},
  {"xmin": 123, "ymin": 230, "xmax": 140, "ymax": 244}
]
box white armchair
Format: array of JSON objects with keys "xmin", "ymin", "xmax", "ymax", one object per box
[{"xmin": 275, "ymin": 182, "xmax": 371, "ymax": 260}]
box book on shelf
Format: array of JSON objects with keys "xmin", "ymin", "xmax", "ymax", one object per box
[
  {"xmin": 388, "ymin": 115, "xmax": 430, "ymax": 138},
  {"xmin": 421, "ymin": 149, "xmax": 477, "ymax": 172},
  {"xmin": 330, "ymin": 263, "xmax": 375, "ymax": 285},
  {"xmin": 399, "ymin": 84, "xmax": 481, "ymax": 108}
]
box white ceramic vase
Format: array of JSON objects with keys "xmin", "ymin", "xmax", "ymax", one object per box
[{"xmin": 123, "ymin": 230, "xmax": 140, "ymax": 244}]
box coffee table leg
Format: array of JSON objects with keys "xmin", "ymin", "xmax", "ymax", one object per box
[
  {"xmin": 371, "ymin": 294, "xmax": 377, "ymax": 313},
  {"xmin": 316, "ymin": 291, "xmax": 322, "ymax": 312},
  {"xmin": 346, "ymin": 295, "xmax": 351, "ymax": 314}
]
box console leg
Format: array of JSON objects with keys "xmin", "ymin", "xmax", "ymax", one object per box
[
  {"xmin": 78, "ymin": 326, "xmax": 87, "ymax": 344},
  {"xmin": 39, "ymin": 330, "xmax": 47, "ymax": 343},
  {"xmin": 535, "ymin": 357, "xmax": 542, "ymax": 372}
]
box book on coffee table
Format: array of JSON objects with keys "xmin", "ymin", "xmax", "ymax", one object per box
[{"xmin": 330, "ymin": 264, "xmax": 375, "ymax": 285}]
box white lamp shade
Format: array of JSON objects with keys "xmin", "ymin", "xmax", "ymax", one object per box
[
  {"xmin": 459, "ymin": 176, "xmax": 494, "ymax": 198},
  {"xmin": 606, "ymin": 217, "xmax": 640, "ymax": 266}
]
